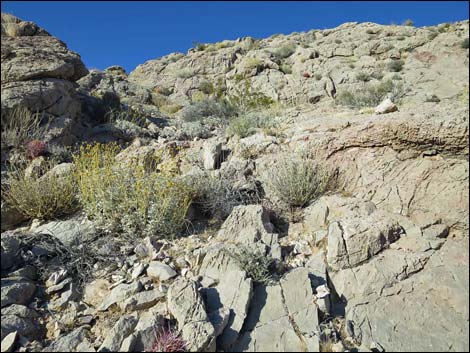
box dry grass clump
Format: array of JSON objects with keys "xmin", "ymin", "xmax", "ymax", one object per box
[
  {"xmin": 229, "ymin": 246, "xmax": 274, "ymax": 285},
  {"xmin": 336, "ymin": 80, "xmax": 407, "ymax": 108},
  {"xmin": 2, "ymin": 160, "xmax": 78, "ymax": 220},
  {"xmin": 73, "ymin": 143, "xmax": 192, "ymax": 239},
  {"xmin": 1, "ymin": 106, "xmax": 46, "ymax": 153},
  {"xmin": 269, "ymin": 155, "xmax": 331, "ymax": 209}
]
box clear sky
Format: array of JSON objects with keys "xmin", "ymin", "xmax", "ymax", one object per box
[{"xmin": 2, "ymin": 1, "xmax": 469, "ymax": 73}]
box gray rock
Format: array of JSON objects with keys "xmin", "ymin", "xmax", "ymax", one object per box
[
  {"xmin": 147, "ymin": 261, "xmax": 177, "ymax": 281},
  {"xmin": 119, "ymin": 289, "xmax": 165, "ymax": 312},
  {"xmin": 97, "ymin": 281, "xmax": 142, "ymax": 311},
  {"xmin": 43, "ymin": 327, "xmax": 95, "ymax": 352},
  {"xmin": 98, "ymin": 315, "xmax": 138, "ymax": 352},
  {"xmin": 202, "ymin": 140, "xmax": 223, "ymax": 170},
  {"xmin": 33, "ymin": 215, "xmax": 96, "ymax": 246},
  {"xmin": 208, "ymin": 308, "xmax": 231, "ymax": 338},
  {"xmin": 1, "ymin": 278, "xmax": 36, "ymax": 308},
  {"xmin": 167, "ymin": 278, "xmax": 215, "ymax": 352},
  {"xmin": 1, "ymin": 315, "xmax": 38, "ymax": 341},
  {"xmin": 0, "ymin": 233, "xmax": 21, "ymax": 271},
  {"xmin": 132, "ymin": 308, "xmax": 165, "ymax": 352},
  {"xmin": 375, "ymin": 98, "xmax": 398, "ymax": 114},
  {"xmin": 1, "ymin": 304, "xmax": 39, "ymax": 319}
]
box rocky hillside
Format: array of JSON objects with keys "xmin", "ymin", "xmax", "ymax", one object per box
[{"xmin": 1, "ymin": 13, "xmax": 469, "ymax": 352}]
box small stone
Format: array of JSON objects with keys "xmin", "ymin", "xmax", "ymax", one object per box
[
  {"xmin": 315, "ymin": 284, "xmax": 330, "ymax": 299},
  {"xmin": 46, "ymin": 277, "xmax": 72, "ymax": 294},
  {"xmin": 131, "ymin": 263, "xmax": 147, "ymax": 279},
  {"xmin": 375, "ymin": 98, "xmax": 398, "ymax": 114},
  {"xmin": 119, "ymin": 289, "xmax": 165, "ymax": 312},
  {"xmin": 370, "ymin": 341, "xmax": 385, "ymax": 352}
]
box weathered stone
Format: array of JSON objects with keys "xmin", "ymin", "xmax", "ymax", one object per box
[
  {"xmin": 119, "ymin": 289, "xmax": 165, "ymax": 312},
  {"xmin": 97, "ymin": 281, "xmax": 142, "ymax": 311},
  {"xmin": 202, "ymin": 140, "xmax": 223, "ymax": 170},
  {"xmin": 43, "ymin": 327, "xmax": 94, "ymax": 352},
  {"xmin": 33, "ymin": 215, "xmax": 96, "ymax": 246},
  {"xmin": 167, "ymin": 278, "xmax": 215, "ymax": 352},
  {"xmin": 374, "ymin": 98, "xmax": 398, "ymax": 114},
  {"xmin": 147, "ymin": 261, "xmax": 177, "ymax": 281},
  {"xmin": 98, "ymin": 315, "xmax": 138, "ymax": 352},
  {"xmin": 1, "ymin": 278, "xmax": 36, "ymax": 308},
  {"xmin": 1, "ymin": 331, "xmax": 17, "ymax": 352}
]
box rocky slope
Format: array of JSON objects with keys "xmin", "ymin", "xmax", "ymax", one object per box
[{"xmin": 1, "ymin": 13, "xmax": 469, "ymax": 352}]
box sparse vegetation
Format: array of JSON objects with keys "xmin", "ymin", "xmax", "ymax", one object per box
[
  {"xmin": 73, "ymin": 143, "xmax": 192, "ymax": 239},
  {"xmin": 355, "ymin": 71, "xmax": 371, "ymax": 82},
  {"xmin": 269, "ymin": 155, "xmax": 331, "ymax": 209},
  {"xmin": 402, "ymin": 19, "xmax": 414, "ymax": 27},
  {"xmin": 181, "ymin": 98, "xmax": 236, "ymax": 123},
  {"xmin": 2, "ymin": 161, "xmax": 78, "ymax": 220},
  {"xmin": 271, "ymin": 42, "xmax": 297, "ymax": 61},
  {"xmin": 387, "ymin": 59, "xmax": 405, "ymax": 72},
  {"xmin": 229, "ymin": 247, "xmax": 274, "ymax": 285},
  {"xmin": 226, "ymin": 80, "xmax": 274, "ymax": 113},
  {"xmin": 336, "ymin": 79, "xmax": 407, "ymax": 108},
  {"xmin": 176, "ymin": 68, "xmax": 196, "ymax": 79},
  {"xmin": 1, "ymin": 106, "xmax": 47, "ymax": 155},
  {"xmin": 199, "ymin": 80, "xmax": 215, "ymax": 94},
  {"xmin": 461, "ymin": 38, "xmax": 469, "ymax": 49}
]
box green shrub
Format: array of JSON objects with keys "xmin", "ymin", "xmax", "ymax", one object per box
[
  {"xmin": 280, "ymin": 63, "xmax": 293, "ymax": 74},
  {"xmin": 271, "ymin": 42, "xmax": 297, "ymax": 61},
  {"xmin": 336, "ymin": 80, "xmax": 407, "ymax": 108},
  {"xmin": 334, "ymin": 39, "xmax": 342, "ymax": 44},
  {"xmin": 73, "ymin": 144, "xmax": 192, "ymax": 239},
  {"xmin": 199, "ymin": 81, "xmax": 215, "ymax": 94},
  {"xmin": 226, "ymin": 80, "xmax": 274, "ymax": 113},
  {"xmin": 229, "ymin": 247, "xmax": 274, "ymax": 285},
  {"xmin": 355, "ymin": 71, "xmax": 371, "ymax": 82},
  {"xmin": 269, "ymin": 155, "xmax": 331, "ymax": 209},
  {"xmin": 176, "ymin": 68, "xmax": 196, "ymax": 79},
  {"xmin": 461, "ymin": 38, "xmax": 469, "ymax": 49},
  {"xmin": 402, "ymin": 19, "xmax": 414, "ymax": 26},
  {"xmin": 180, "ymin": 98, "xmax": 236, "ymax": 123},
  {"xmin": 428, "ymin": 31, "xmax": 439, "ymax": 40},
  {"xmin": 227, "ymin": 115, "xmax": 256, "ymax": 138},
  {"xmin": 387, "ymin": 59, "xmax": 405, "ymax": 72},
  {"xmin": 2, "ymin": 161, "xmax": 78, "ymax": 220}
]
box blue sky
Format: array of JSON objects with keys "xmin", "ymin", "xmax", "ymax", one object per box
[{"xmin": 2, "ymin": 1, "xmax": 469, "ymax": 73}]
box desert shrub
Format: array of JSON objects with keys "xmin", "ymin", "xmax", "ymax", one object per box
[
  {"xmin": 336, "ymin": 80, "xmax": 407, "ymax": 108},
  {"xmin": 193, "ymin": 42, "xmax": 207, "ymax": 51},
  {"xmin": 271, "ymin": 42, "xmax": 297, "ymax": 61},
  {"xmin": 151, "ymin": 328, "xmax": 187, "ymax": 352},
  {"xmin": 334, "ymin": 39, "xmax": 342, "ymax": 44},
  {"xmin": 199, "ymin": 80, "xmax": 215, "ymax": 94},
  {"xmin": 402, "ymin": 19, "xmax": 414, "ymax": 26},
  {"xmin": 229, "ymin": 247, "xmax": 274, "ymax": 285},
  {"xmin": 227, "ymin": 115, "xmax": 256, "ymax": 138},
  {"xmin": 438, "ymin": 23, "xmax": 451, "ymax": 33},
  {"xmin": 2, "ymin": 161, "xmax": 78, "ymax": 220},
  {"xmin": 314, "ymin": 73, "xmax": 322, "ymax": 80},
  {"xmin": 187, "ymin": 171, "xmax": 261, "ymax": 219},
  {"xmin": 179, "ymin": 121, "xmax": 212, "ymax": 140},
  {"xmin": 73, "ymin": 143, "xmax": 192, "ymax": 239},
  {"xmin": 280, "ymin": 63, "xmax": 293, "ymax": 74},
  {"xmin": 160, "ymin": 104, "xmax": 183, "ymax": 115},
  {"xmin": 226, "ymin": 80, "xmax": 274, "ymax": 113},
  {"xmin": 387, "ymin": 59, "xmax": 405, "ymax": 72},
  {"xmin": 461, "ymin": 38, "xmax": 469, "ymax": 49},
  {"xmin": 355, "ymin": 71, "xmax": 371, "ymax": 82},
  {"xmin": 269, "ymin": 155, "xmax": 330, "ymax": 209},
  {"xmin": 181, "ymin": 98, "xmax": 236, "ymax": 123},
  {"xmin": 428, "ymin": 31, "xmax": 439, "ymax": 40},
  {"xmin": 244, "ymin": 57, "xmax": 263, "ymax": 72},
  {"xmin": 154, "ymin": 86, "xmax": 173, "ymax": 96},
  {"xmin": 1, "ymin": 106, "xmax": 46, "ymax": 152},
  {"xmin": 176, "ymin": 68, "xmax": 196, "ymax": 79}
]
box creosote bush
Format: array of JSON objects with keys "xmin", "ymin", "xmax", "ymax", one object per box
[
  {"xmin": 229, "ymin": 247, "xmax": 274, "ymax": 285},
  {"xmin": 269, "ymin": 155, "xmax": 331, "ymax": 209},
  {"xmin": 73, "ymin": 143, "xmax": 192, "ymax": 239},
  {"xmin": 387, "ymin": 59, "xmax": 405, "ymax": 72},
  {"xmin": 271, "ymin": 42, "xmax": 297, "ymax": 62},
  {"xmin": 2, "ymin": 161, "xmax": 78, "ymax": 220}
]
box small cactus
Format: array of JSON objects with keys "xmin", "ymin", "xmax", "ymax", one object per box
[
  {"xmin": 150, "ymin": 328, "xmax": 187, "ymax": 352},
  {"xmin": 25, "ymin": 140, "xmax": 47, "ymax": 159}
]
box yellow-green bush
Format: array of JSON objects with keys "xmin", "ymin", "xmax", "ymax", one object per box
[
  {"xmin": 73, "ymin": 143, "xmax": 192, "ymax": 239},
  {"xmin": 2, "ymin": 161, "xmax": 78, "ymax": 220}
]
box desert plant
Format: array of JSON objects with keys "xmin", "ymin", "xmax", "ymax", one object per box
[
  {"xmin": 402, "ymin": 19, "xmax": 414, "ymax": 26},
  {"xmin": 226, "ymin": 80, "xmax": 274, "ymax": 113},
  {"xmin": 2, "ymin": 161, "xmax": 78, "ymax": 220},
  {"xmin": 387, "ymin": 59, "xmax": 405, "ymax": 72},
  {"xmin": 229, "ymin": 247, "xmax": 274, "ymax": 285},
  {"xmin": 227, "ymin": 115, "xmax": 256, "ymax": 138},
  {"xmin": 180, "ymin": 98, "xmax": 236, "ymax": 123},
  {"xmin": 461, "ymin": 38, "xmax": 469, "ymax": 49},
  {"xmin": 187, "ymin": 171, "xmax": 261, "ymax": 219},
  {"xmin": 280, "ymin": 63, "xmax": 293, "ymax": 74},
  {"xmin": 151, "ymin": 327, "xmax": 187, "ymax": 352},
  {"xmin": 176, "ymin": 68, "xmax": 196, "ymax": 79},
  {"xmin": 271, "ymin": 42, "xmax": 297, "ymax": 61},
  {"xmin": 199, "ymin": 80, "xmax": 215, "ymax": 94},
  {"xmin": 269, "ymin": 155, "xmax": 330, "ymax": 209},
  {"xmin": 73, "ymin": 143, "xmax": 192, "ymax": 239},
  {"xmin": 355, "ymin": 71, "xmax": 371, "ymax": 82},
  {"xmin": 336, "ymin": 80, "xmax": 407, "ymax": 108},
  {"xmin": 25, "ymin": 140, "xmax": 47, "ymax": 159},
  {"xmin": 428, "ymin": 31, "xmax": 439, "ymax": 40},
  {"xmin": 1, "ymin": 106, "xmax": 46, "ymax": 152}
]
